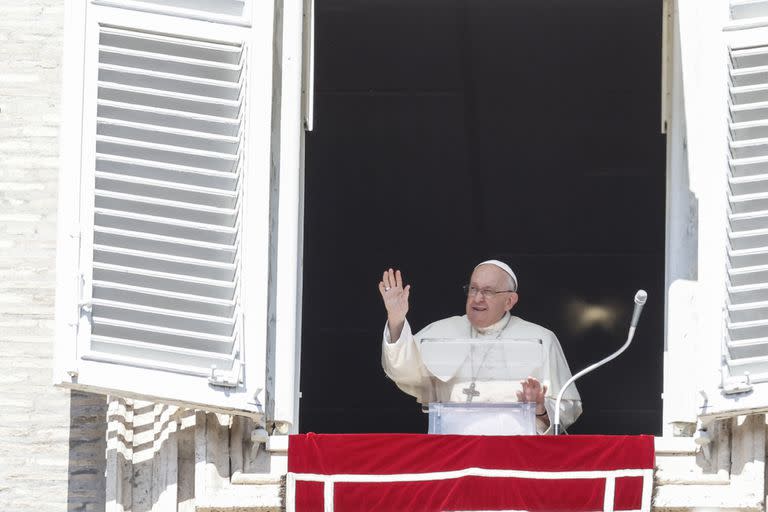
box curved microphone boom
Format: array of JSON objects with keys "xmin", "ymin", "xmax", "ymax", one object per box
[{"xmin": 552, "ymin": 290, "xmax": 648, "ymax": 435}]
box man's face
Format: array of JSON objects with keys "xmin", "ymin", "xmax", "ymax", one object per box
[{"xmin": 465, "ymin": 264, "xmax": 518, "ymax": 328}]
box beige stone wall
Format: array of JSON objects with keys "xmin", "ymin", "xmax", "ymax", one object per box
[{"xmin": 0, "ymin": 2, "xmax": 107, "ymax": 510}]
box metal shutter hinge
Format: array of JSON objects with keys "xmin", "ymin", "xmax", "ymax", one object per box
[
  {"xmin": 69, "ymin": 273, "xmax": 91, "ymax": 327},
  {"xmin": 722, "ymin": 371, "xmax": 753, "ymax": 395},
  {"xmin": 209, "ymin": 361, "xmax": 243, "ymax": 388}
]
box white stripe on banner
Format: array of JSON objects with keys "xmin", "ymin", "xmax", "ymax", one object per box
[
  {"xmin": 323, "ymin": 480, "xmax": 334, "ymax": 512},
  {"xmin": 603, "ymin": 475, "xmax": 615, "ymax": 512},
  {"xmin": 292, "ymin": 467, "xmax": 651, "ymax": 482},
  {"xmin": 286, "ymin": 467, "xmax": 654, "ymax": 512},
  {"xmin": 641, "ymin": 468, "xmax": 653, "ymax": 511}
]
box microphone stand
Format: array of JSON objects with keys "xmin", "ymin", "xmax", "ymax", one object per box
[{"xmin": 552, "ymin": 290, "xmax": 647, "ymax": 435}]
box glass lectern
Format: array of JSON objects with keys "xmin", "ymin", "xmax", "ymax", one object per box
[{"xmin": 419, "ymin": 338, "xmax": 543, "ymax": 435}]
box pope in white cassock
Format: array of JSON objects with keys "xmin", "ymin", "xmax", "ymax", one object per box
[{"xmin": 379, "ymin": 260, "xmax": 582, "ymax": 434}]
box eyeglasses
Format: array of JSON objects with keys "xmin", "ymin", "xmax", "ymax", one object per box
[{"xmin": 463, "ymin": 285, "xmax": 516, "ymax": 299}]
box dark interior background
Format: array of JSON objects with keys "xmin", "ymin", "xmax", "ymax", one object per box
[{"xmin": 299, "ymin": 0, "xmax": 666, "ymax": 435}]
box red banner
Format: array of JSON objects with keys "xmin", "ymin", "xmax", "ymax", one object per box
[{"xmin": 287, "ymin": 434, "xmax": 654, "ymax": 512}]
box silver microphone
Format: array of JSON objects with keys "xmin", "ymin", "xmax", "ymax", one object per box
[
  {"xmin": 630, "ymin": 290, "xmax": 648, "ymax": 329},
  {"xmin": 553, "ymin": 289, "xmax": 648, "ymax": 434}
]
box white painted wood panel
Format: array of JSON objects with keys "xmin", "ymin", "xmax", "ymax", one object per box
[{"xmin": 55, "ymin": 2, "xmax": 274, "ymax": 418}]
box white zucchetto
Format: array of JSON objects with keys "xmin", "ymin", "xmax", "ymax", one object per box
[{"xmin": 474, "ymin": 259, "xmax": 518, "ymax": 291}]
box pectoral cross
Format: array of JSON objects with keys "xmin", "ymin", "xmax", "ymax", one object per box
[{"xmin": 462, "ymin": 381, "xmax": 480, "ymax": 402}]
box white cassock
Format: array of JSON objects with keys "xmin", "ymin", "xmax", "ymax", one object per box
[{"xmin": 382, "ymin": 312, "xmax": 582, "ymax": 434}]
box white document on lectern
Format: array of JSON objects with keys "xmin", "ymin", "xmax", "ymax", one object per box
[{"xmin": 419, "ymin": 338, "xmax": 543, "ymax": 383}]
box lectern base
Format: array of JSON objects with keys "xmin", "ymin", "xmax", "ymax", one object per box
[{"xmin": 427, "ymin": 402, "xmax": 536, "ymax": 435}]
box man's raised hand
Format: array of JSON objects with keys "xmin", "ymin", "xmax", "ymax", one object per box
[{"xmin": 379, "ymin": 268, "xmax": 410, "ymax": 341}]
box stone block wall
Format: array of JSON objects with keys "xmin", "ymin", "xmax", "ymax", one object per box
[{"xmin": 0, "ymin": 2, "xmax": 107, "ymax": 510}]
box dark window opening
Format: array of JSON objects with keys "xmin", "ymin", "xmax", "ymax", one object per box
[{"xmin": 301, "ymin": 0, "xmax": 665, "ymax": 435}]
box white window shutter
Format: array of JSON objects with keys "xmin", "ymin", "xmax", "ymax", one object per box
[
  {"xmin": 680, "ymin": 0, "xmax": 768, "ymax": 418},
  {"xmin": 55, "ymin": 2, "xmax": 273, "ymax": 417},
  {"xmin": 719, "ymin": 43, "xmax": 768, "ymax": 401}
]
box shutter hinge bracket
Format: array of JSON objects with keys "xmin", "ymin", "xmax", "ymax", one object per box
[
  {"xmin": 722, "ymin": 371, "xmax": 753, "ymax": 395},
  {"xmin": 69, "ymin": 273, "xmax": 91, "ymax": 327},
  {"xmin": 208, "ymin": 361, "xmax": 243, "ymax": 388}
]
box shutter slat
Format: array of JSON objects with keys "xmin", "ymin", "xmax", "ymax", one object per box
[
  {"xmin": 729, "ymin": 193, "xmax": 768, "ymax": 213},
  {"xmin": 98, "ymin": 101, "xmax": 240, "ymax": 136},
  {"xmin": 731, "ymin": 65, "xmax": 768, "ymax": 87},
  {"xmin": 97, "ymin": 135, "xmax": 239, "ymax": 165},
  {"xmin": 729, "ymin": 137, "xmax": 768, "ymax": 158},
  {"xmin": 99, "ymin": 48, "xmax": 243, "ymax": 83},
  {"xmin": 728, "ymin": 337, "xmax": 768, "ymax": 358},
  {"xmin": 99, "ymin": 42, "xmax": 244, "ymax": 71},
  {"xmin": 99, "ymin": 46, "xmax": 243, "ymax": 82},
  {"xmin": 729, "ymin": 265, "xmax": 768, "ymax": 286},
  {"xmin": 94, "ymin": 210, "xmax": 238, "ymax": 244},
  {"xmin": 724, "ymin": 356, "xmax": 768, "ymax": 383},
  {"xmin": 100, "ymin": 26, "xmax": 244, "ymax": 63},
  {"xmin": 93, "ymin": 281, "xmax": 235, "ymax": 317},
  {"xmin": 92, "ymin": 300, "xmax": 235, "ymax": 336},
  {"xmin": 731, "ymin": 121, "xmax": 768, "ymax": 141},
  {"xmin": 96, "ymin": 189, "xmax": 239, "ymax": 216},
  {"xmin": 91, "ymin": 335, "xmax": 235, "ymax": 369},
  {"xmin": 731, "ymin": 168, "xmax": 768, "ymax": 183},
  {"xmin": 92, "ymin": 317, "xmax": 235, "ymax": 349},
  {"xmin": 731, "ymin": 0, "xmax": 768, "ymax": 20},
  {"xmin": 728, "ymin": 228, "xmax": 768, "ymax": 250},
  {"xmin": 99, "ymin": 65, "xmax": 242, "ymax": 100},
  {"xmin": 730, "ymin": 208, "xmax": 768, "ymax": 220},
  {"xmin": 96, "ymin": 172, "xmax": 239, "ymax": 208},
  {"xmin": 97, "ymin": 139, "xmax": 239, "ymax": 172},
  {"xmin": 93, "ymin": 2, "xmax": 248, "ymax": 27},
  {"xmin": 82, "ymin": 351, "xmax": 221, "ymax": 377},
  {"xmin": 95, "ymin": 204, "xmax": 239, "ymax": 228},
  {"xmin": 729, "ymin": 173, "xmax": 768, "ymax": 195},
  {"xmin": 730, "ymin": 155, "xmax": 768, "ymax": 177},
  {"xmin": 93, "ymin": 264, "xmax": 236, "ymax": 300},
  {"xmin": 96, "ymin": 185, "xmax": 239, "ymax": 213},
  {"xmin": 730, "ymin": 102, "xmax": 768, "ymax": 123},
  {"xmin": 729, "ymin": 247, "xmax": 768, "ymax": 268},
  {"xmin": 98, "ymin": 112, "xmax": 242, "ymax": 139},
  {"xmin": 94, "ymin": 244, "xmax": 238, "ymax": 270},
  {"xmin": 96, "ymin": 155, "xmax": 238, "ymax": 188},
  {"xmin": 731, "ymin": 47, "xmax": 768, "ymax": 68},
  {"xmin": 98, "ymin": 82, "xmax": 242, "ymax": 109},
  {"xmin": 94, "ymin": 246, "xmax": 238, "ymax": 281},
  {"xmin": 731, "ymin": 84, "xmax": 768, "ymax": 105},
  {"xmin": 95, "ymin": 227, "xmax": 237, "ymax": 263},
  {"xmin": 730, "ymin": 208, "xmax": 768, "ymax": 228},
  {"xmin": 729, "ymin": 300, "xmax": 768, "ymax": 322},
  {"xmin": 729, "ymin": 283, "xmax": 768, "ymax": 304},
  {"xmin": 727, "ymin": 319, "xmax": 768, "ymax": 340},
  {"xmin": 99, "ymin": 85, "xmax": 241, "ymax": 118},
  {"xmin": 97, "ymin": 121, "xmax": 240, "ymax": 155}
]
